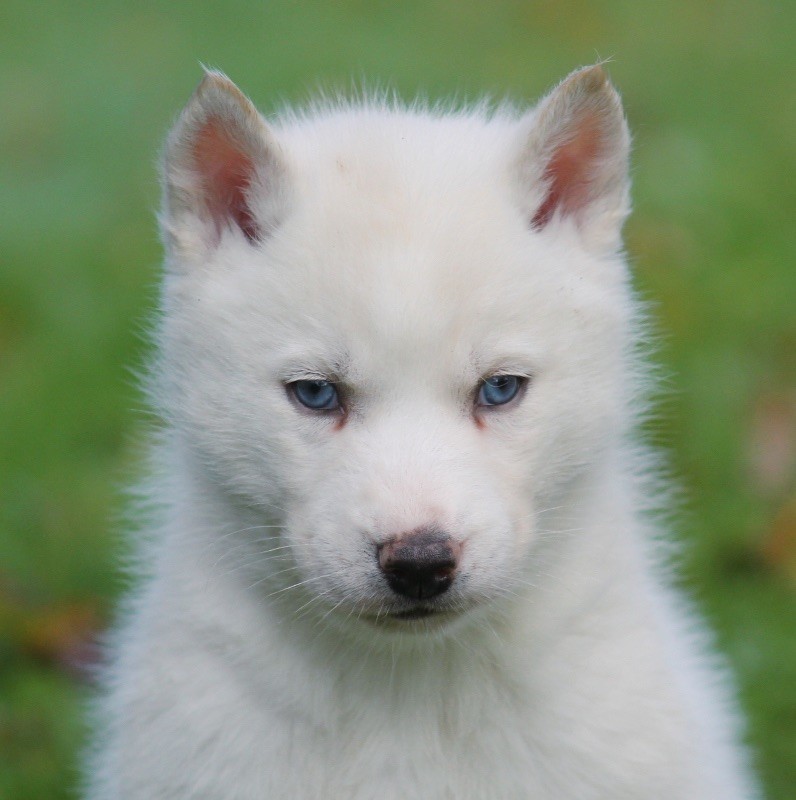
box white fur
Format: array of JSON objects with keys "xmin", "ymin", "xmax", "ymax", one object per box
[{"xmin": 85, "ymin": 67, "xmax": 759, "ymax": 799}]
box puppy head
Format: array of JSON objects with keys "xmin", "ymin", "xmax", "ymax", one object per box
[{"xmin": 153, "ymin": 67, "xmax": 633, "ymax": 633}]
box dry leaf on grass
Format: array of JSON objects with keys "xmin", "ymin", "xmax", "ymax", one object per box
[
  {"xmin": 760, "ymin": 494, "xmax": 796, "ymax": 586},
  {"xmin": 748, "ymin": 391, "xmax": 796, "ymax": 495},
  {"xmin": 0, "ymin": 576, "xmax": 103, "ymax": 682}
]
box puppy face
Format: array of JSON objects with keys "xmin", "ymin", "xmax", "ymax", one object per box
[{"xmin": 156, "ymin": 67, "xmax": 632, "ymax": 632}]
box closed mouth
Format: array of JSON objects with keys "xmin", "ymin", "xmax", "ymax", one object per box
[
  {"xmin": 358, "ymin": 604, "xmax": 466, "ymax": 630},
  {"xmin": 390, "ymin": 606, "xmax": 436, "ymax": 621},
  {"xmin": 372, "ymin": 606, "xmax": 459, "ymax": 629}
]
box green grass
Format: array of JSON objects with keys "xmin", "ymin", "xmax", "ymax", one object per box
[{"xmin": 1, "ymin": 1, "xmax": 794, "ymax": 796}]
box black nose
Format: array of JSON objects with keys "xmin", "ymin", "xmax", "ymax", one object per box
[{"xmin": 377, "ymin": 529, "xmax": 459, "ymax": 600}]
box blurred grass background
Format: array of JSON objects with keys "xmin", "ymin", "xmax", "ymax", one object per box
[{"xmin": 1, "ymin": 0, "xmax": 794, "ymax": 797}]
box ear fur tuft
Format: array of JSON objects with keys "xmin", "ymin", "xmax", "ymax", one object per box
[
  {"xmin": 518, "ymin": 65, "xmax": 630, "ymax": 252},
  {"xmin": 160, "ymin": 71, "xmax": 287, "ymax": 261}
]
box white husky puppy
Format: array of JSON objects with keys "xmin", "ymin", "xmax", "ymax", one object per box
[{"xmin": 86, "ymin": 66, "xmax": 759, "ymax": 799}]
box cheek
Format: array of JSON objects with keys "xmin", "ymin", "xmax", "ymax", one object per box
[
  {"xmin": 472, "ymin": 443, "xmax": 537, "ymax": 555},
  {"xmin": 476, "ymin": 407, "xmax": 541, "ymax": 492}
]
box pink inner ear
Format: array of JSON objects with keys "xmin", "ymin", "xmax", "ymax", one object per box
[
  {"xmin": 531, "ymin": 110, "xmax": 603, "ymax": 230},
  {"xmin": 193, "ymin": 117, "xmax": 260, "ymax": 242}
]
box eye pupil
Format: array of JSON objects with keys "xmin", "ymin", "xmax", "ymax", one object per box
[
  {"xmin": 292, "ymin": 380, "xmax": 340, "ymax": 411},
  {"xmin": 478, "ymin": 375, "xmax": 522, "ymax": 407}
]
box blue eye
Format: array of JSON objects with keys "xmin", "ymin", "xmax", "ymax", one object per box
[
  {"xmin": 477, "ymin": 375, "xmax": 523, "ymax": 407},
  {"xmin": 291, "ymin": 380, "xmax": 340, "ymax": 411}
]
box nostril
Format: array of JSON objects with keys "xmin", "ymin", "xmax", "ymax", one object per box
[
  {"xmin": 382, "ymin": 557, "xmax": 455, "ymax": 601},
  {"xmin": 377, "ymin": 529, "xmax": 460, "ymax": 601}
]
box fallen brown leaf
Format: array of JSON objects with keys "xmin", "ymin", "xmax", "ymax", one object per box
[
  {"xmin": 761, "ymin": 494, "xmax": 796, "ymax": 586},
  {"xmin": 748, "ymin": 391, "xmax": 796, "ymax": 495}
]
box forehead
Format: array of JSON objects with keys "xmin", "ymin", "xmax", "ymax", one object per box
[
  {"xmin": 259, "ymin": 214, "xmax": 565, "ymax": 386},
  {"xmin": 223, "ymin": 107, "xmax": 616, "ymax": 375},
  {"xmin": 271, "ymin": 229, "xmax": 531, "ymax": 368},
  {"xmin": 278, "ymin": 104, "xmax": 519, "ymax": 191},
  {"xmin": 273, "ymin": 113, "xmax": 541, "ymax": 319}
]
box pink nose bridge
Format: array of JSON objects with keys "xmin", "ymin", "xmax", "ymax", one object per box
[
  {"xmin": 363, "ymin": 472, "xmax": 460, "ymax": 559},
  {"xmin": 377, "ymin": 527, "xmax": 462, "ymax": 600}
]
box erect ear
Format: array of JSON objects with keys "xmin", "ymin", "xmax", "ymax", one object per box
[
  {"xmin": 517, "ymin": 65, "xmax": 630, "ymax": 253},
  {"xmin": 160, "ymin": 70, "xmax": 288, "ymax": 262}
]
